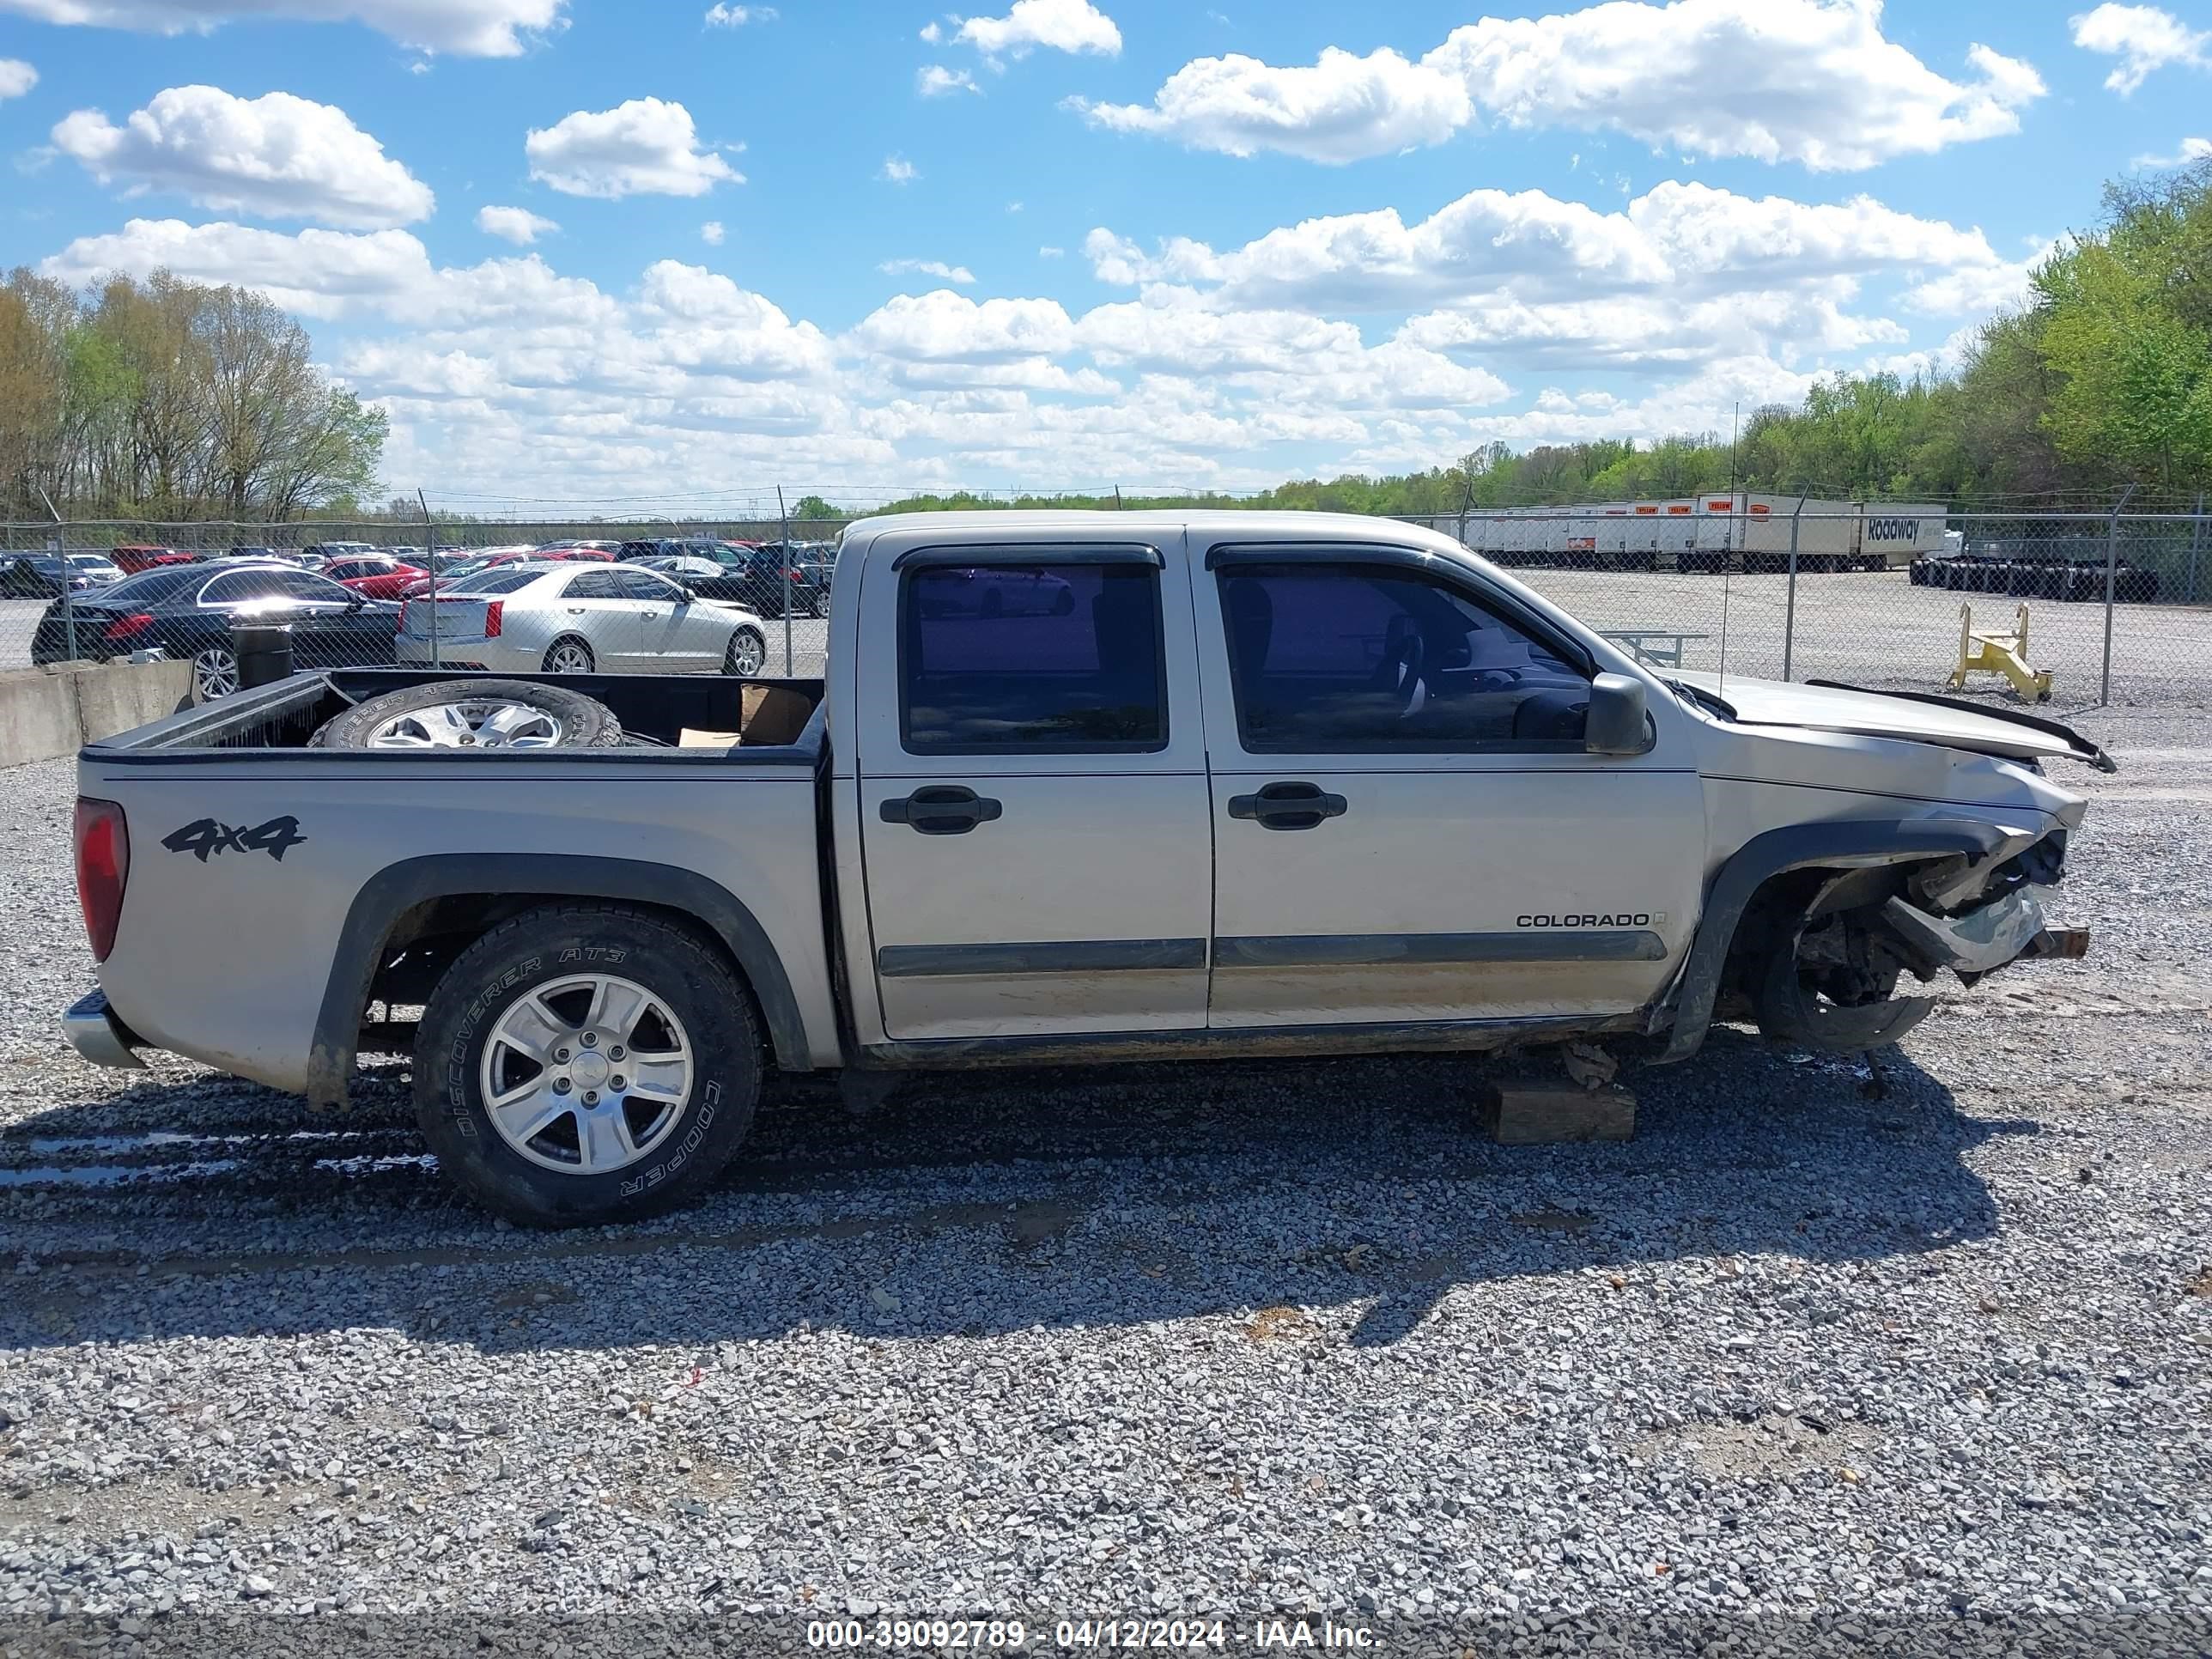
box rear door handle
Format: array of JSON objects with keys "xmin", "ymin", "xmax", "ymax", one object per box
[
  {"xmin": 880, "ymin": 785, "xmax": 1003, "ymax": 836},
  {"xmin": 1228, "ymin": 780, "xmax": 1348, "ymax": 831}
]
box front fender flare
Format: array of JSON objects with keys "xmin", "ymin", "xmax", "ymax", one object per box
[
  {"xmin": 1653, "ymin": 817, "xmax": 2014, "ymax": 1065},
  {"xmin": 309, "ymin": 854, "xmax": 811, "ymax": 1109}
]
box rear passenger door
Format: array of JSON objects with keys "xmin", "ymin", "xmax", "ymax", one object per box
[{"xmin": 854, "ymin": 541, "xmax": 1212, "ymax": 1042}]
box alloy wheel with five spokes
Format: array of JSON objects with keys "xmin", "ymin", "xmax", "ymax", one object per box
[{"xmin": 478, "ymin": 973, "xmax": 694, "ymax": 1176}]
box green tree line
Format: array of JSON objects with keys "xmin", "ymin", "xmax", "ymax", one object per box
[{"xmin": 1, "ymin": 269, "xmax": 386, "ymax": 522}]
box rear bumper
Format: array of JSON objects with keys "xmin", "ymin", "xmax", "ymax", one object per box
[{"xmin": 62, "ymin": 988, "xmax": 149, "ymax": 1071}]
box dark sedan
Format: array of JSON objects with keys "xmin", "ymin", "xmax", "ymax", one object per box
[
  {"xmin": 31, "ymin": 562, "xmax": 399, "ymax": 700},
  {"xmin": 617, "ymin": 538, "xmax": 824, "ymax": 617},
  {"xmin": 1, "ymin": 552, "xmax": 124, "ymax": 598}
]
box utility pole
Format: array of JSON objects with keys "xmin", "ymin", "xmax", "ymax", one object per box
[
  {"xmin": 2100, "ymin": 483, "xmax": 2136, "ymax": 705},
  {"xmin": 419, "ymin": 489, "xmax": 440, "ymax": 668},
  {"xmin": 776, "ymin": 486, "xmax": 793, "ymax": 676},
  {"xmin": 2188, "ymin": 492, "xmax": 2206, "ymax": 605},
  {"xmin": 34, "ymin": 486, "xmax": 76, "ymax": 663},
  {"xmin": 1780, "ymin": 493, "xmax": 1808, "ymax": 682}
]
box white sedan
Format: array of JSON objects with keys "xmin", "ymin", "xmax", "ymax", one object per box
[{"xmin": 397, "ymin": 561, "xmax": 772, "ymax": 676}]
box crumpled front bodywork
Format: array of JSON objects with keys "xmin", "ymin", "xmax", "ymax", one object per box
[{"xmin": 1662, "ymin": 696, "xmax": 2101, "ymax": 1059}]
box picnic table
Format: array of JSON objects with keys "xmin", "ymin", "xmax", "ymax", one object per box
[{"xmin": 1599, "ymin": 628, "xmax": 1710, "ymax": 668}]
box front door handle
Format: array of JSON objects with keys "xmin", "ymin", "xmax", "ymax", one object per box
[
  {"xmin": 1228, "ymin": 780, "xmax": 1348, "ymax": 831},
  {"xmin": 880, "ymin": 785, "xmax": 1003, "ymax": 836}
]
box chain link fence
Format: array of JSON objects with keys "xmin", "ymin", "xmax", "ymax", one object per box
[
  {"xmin": 3, "ymin": 504, "xmax": 2207, "ymax": 714},
  {"xmin": 1393, "ymin": 504, "xmax": 2209, "ymax": 714}
]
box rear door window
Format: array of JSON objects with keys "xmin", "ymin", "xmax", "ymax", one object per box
[{"xmin": 901, "ymin": 561, "xmax": 1164, "ymax": 753}]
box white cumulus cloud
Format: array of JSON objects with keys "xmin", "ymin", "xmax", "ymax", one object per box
[
  {"xmin": 0, "ymin": 0, "xmax": 565, "ymax": 56},
  {"xmin": 917, "ymin": 64, "xmax": 980, "ymax": 96},
  {"xmin": 881, "ymin": 258, "xmax": 977, "ymax": 285},
  {"xmin": 2071, "ymin": 3, "xmax": 2210, "ymax": 94},
  {"xmin": 526, "ymin": 98, "xmax": 739, "ymax": 198},
  {"xmin": 0, "ymin": 58, "xmax": 34, "ymax": 100},
  {"xmin": 2133, "ymin": 135, "xmax": 2212, "ymax": 167},
  {"xmin": 703, "ymin": 2, "xmax": 774, "ymax": 23},
  {"xmin": 880, "ymin": 154, "xmax": 917, "ymax": 184},
  {"xmin": 701, "ymin": 220, "xmax": 726, "ymax": 245},
  {"xmin": 849, "ymin": 291, "xmax": 1076, "ymax": 362},
  {"xmin": 1070, "ymin": 46, "xmax": 1468, "ymax": 164},
  {"xmin": 953, "ymin": 0, "xmax": 1118, "ymax": 64},
  {"xmin": 51, "ymin": 85, "xmax": 434, "ymax": 228},
  {"xmin": 1075, "ymin": 0, "xmax": 2044, "ymax": 171},
  {"xmin": 477, "ymin": 204, "xmax": 558, "ymax": 243}
]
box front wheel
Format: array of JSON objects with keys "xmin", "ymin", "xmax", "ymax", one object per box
[
  {"xmin": 723, "ymin": 627, "xmax": 767, "ymax": 677},
  {"xmin": 191, "ymin": 646, "xmax": 240, "ymax": 701},
  {"xmin": 414, "ymin": 904, "xmax": 763, "ymax": 1226}
]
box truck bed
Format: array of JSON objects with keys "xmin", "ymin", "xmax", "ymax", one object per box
[
  {"xmin": 86, "ymin": 668, "xmax": 827, "ymax": 760},
  {"xmin": 78, "ymin": 669, "xmax": 842, "ymax": 1104}
]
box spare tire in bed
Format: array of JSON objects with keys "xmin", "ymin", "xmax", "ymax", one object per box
[{"xmin": 309, "ymin": 679, "xmax": 623, "ymax": 750}]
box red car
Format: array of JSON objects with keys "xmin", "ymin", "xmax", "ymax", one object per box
[
  {"xmin": 111, "ymin": 544, "xmax": 203, "ymax": 575},
  {"xmin": 392, "ymin": 547, "xmax": 616, "ymax": 601},
  {"xmin": 323, "ymin": 555, "xmax": 428, "ymax": 601}
]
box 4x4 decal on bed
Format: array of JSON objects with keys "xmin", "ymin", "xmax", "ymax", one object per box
[{"xmin": 161, "ymin": 815, "xmax": 307, "ymax": 864}]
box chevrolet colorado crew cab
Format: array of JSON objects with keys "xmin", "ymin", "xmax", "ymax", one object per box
[{"xmin": 62, "ymin": 511, "xmax": 2106, "ymax": 1225}]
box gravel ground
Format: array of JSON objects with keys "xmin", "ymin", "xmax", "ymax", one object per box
[{"xmin": 2, "ymin": 719, "xmax": 2209, "ymax": 1656}]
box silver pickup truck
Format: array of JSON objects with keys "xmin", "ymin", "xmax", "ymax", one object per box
[{"xmin": 62, "ymin": 510, "xmax": 2107, "ymax": 1224}]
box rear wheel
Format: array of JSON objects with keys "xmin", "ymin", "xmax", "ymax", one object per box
[
  {"xmin": 414, "ymin": 904, "xmax": 763, "ymax": 1226},
  {"xmin": 544, "ymin": 636, "xmax": 593, "ymax": 674}
]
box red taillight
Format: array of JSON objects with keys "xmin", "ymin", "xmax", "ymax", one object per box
[
  {"xmin": 74, "ymin": 797, "xmax": 129, "ymax": 963},
  {"xmin": 483, "ymin": 600, "xmax": 503, "ymax": 638},
  {"xmin": 397, "ymin": 599, "xmax": 412, "ymax": 635},
  {"xmin": 786, "ymin": 568, "xmax": 803, "ymax": 581},
  {"xmin": 103, "ymin": 613, "xmax": 154, "ymax": 641}
]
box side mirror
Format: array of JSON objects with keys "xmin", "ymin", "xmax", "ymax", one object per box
[
  {"xmin": 1584, "ymin": 672, "xmax": 1649, "ymax": 756},
  {"xmin": 678, "ymin": 586, "xmax": 697, "ymax": 604}
]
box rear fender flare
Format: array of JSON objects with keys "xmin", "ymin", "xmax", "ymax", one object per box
[
  {"xmin": 309, "ymin": 854, "xmax": 809, "ymax": 1109},
  {"xmin": 1654, "ymin": 818, "xmax": 2011, "ymax": 1065}
]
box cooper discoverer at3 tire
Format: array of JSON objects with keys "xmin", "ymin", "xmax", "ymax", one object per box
[{"xmin": 413, "ymin": 903, "xmax": 763, "ymax": 1226}]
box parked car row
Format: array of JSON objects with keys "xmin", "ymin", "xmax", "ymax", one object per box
[
  {"xmin": 28, "ymin": 556, "xmax": 775, "ymax": 701},
  {"xmin": 617, "ymin": 538, "xmax": 830, "ymax": 618},
  {"xmin": 0, "ymin": 550, "xmax": 125, "ymax": 597},
  {"xmin": 1908, "ymin": 555, "xmax": 2163, "ymax": 602}
]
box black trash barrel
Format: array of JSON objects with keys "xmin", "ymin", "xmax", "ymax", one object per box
[{"xmin": 233, "ymin": 621, "xmax": 295, "ymax": 689}]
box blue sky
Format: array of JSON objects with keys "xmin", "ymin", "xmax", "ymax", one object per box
[{"xmin": 1, "ymin": 0, "xmax": 2209, "ymax": 508}]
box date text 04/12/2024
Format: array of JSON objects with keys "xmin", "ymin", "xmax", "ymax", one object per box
[{"xmin": 803, "ymin": 1619, "xmax": 1378, "ymax": 1650}]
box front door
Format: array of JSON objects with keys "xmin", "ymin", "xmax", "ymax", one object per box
[
  {"xmin": 856, "ymin": 542, "xmax": 1212, "ymax": 1042},
  {"xmin": 556, "ymin": 568, "xmax": 646, "ymax": 670},
  {"xmin": 1196, "ymin": 544, "xmax": 1705, "ymax": 1029},
  {"xmin": 619, "ymin": 568, "xmax": 720, "ymax": 670}
]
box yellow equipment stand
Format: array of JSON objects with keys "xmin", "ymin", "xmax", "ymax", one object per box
[{"xmin": 1949, "ymin": 602, "xmax": 2053, "ymax": 702}]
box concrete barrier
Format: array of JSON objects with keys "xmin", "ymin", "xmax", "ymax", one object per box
[{"xmin": 0, "ymin": 659, "xmax": 194, "ymax": 768}]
